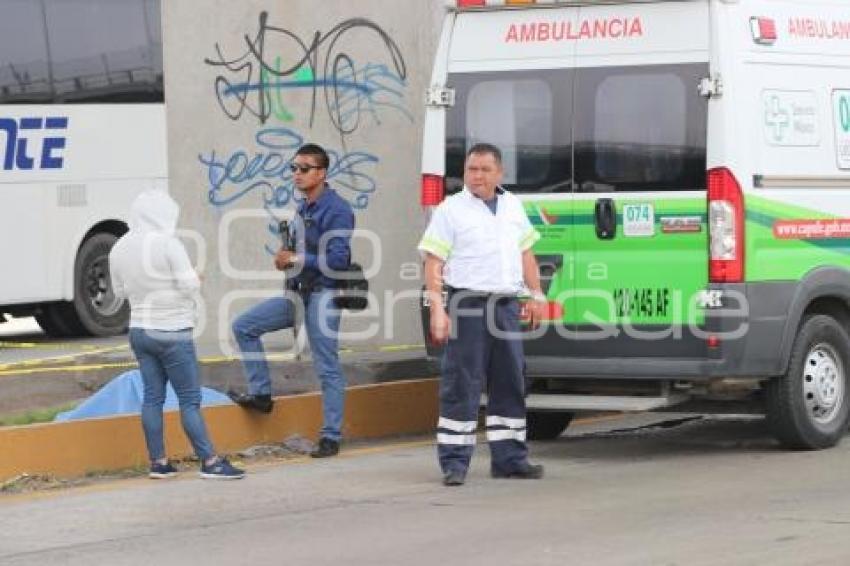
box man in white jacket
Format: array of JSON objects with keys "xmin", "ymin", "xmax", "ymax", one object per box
[{"xmin": 110, "ymin": 189, "xmax": 244, "ymax": 479}]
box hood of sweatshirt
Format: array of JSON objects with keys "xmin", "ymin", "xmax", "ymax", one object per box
[{"xmin": 129, "ymin": 189, "xmax": 179, "ymax": 235}]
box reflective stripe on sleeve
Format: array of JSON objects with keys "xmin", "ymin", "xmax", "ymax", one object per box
[
  {"xmin": 418, "ymin": 236, "xmax": 452, "ymax": 260},
  {"xmin": 519, "ymin": 228, "xmax": 541, "ymax": 251}
]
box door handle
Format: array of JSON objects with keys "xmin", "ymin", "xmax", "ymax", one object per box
[{"xmin": 594, "ymin": 198, "xmax": 617, "ymax": 240}]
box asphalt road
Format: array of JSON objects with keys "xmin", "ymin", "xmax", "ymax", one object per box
[
  {"xmin": 3, "ymin": 413, "xmax": 850, "ymax": 566},
  {"xmin": 0, "ymin": 317, "xmax": 128, "ymax": 366}
]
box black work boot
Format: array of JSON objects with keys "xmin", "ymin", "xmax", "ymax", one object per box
[
  {"xmin": 491, "ymin": 463, "xmax": 544, "ymax": 480},
  {"xmin": 227, "ymin": 390, "xmax": 274, "ymax": 414},
  {"xmin": 442, "ymin": 469, "xmax": 466, "ymax": 486},
  {"xmin": 310, "ymin": 437, "xmax": 340, "ymax": 458}
]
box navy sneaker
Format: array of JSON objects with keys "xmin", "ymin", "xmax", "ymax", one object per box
[
  {"xmin": 149, "ymin": 461, "xmax": 178, "ymax": 479},
  {"xmin": 200, "ymin": 457, "xmax": 245, "ymax": 480}
]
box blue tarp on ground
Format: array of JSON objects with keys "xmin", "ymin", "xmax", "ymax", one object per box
[{"xmin": 54, "ymin": 370, "xmax": 232, "ymax": 422}]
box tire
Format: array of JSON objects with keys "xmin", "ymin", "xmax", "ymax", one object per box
[
  {"xmin": 527, "ymin": 411, "xmax": 574, "ymax": 440},
  {"xmin": 63, "ymin": 233, "xmax": 129, "ymax": 337},
  {"xmin": 766, "ymin": 314, "xmax": 850, "ymax": 450}
]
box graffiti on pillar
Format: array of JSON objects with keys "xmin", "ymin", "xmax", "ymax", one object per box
[
  {"xmin": 199, "ymin": 11, "xmax": 411, "ymax": 252},
  {"xmin": 199, "ymin": 127, "xmax": 377, "ymax": 211},
  {"xmin": 203, "ymin": 11, "xmax": 411, "ymax": 134}
]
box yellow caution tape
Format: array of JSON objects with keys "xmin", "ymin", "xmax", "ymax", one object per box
[{"xmin": 0, "ymin": 343, "xmax": 425, "ymax": 377}]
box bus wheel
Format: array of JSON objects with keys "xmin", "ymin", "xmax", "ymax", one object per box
[
  {"xmin": 67, "ymin": 233, "xmax": 129, "ymax": 336},
  {"xmin": 527, "ymin": 411, "xmax": 573, "ymax": 440},
  {"xmin": 766, "ymin": 315, "xmax": 850, "ymax": 450}
]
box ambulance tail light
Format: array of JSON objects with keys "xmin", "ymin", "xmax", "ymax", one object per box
[
  {"xmin": 454, "ymin": 0, "xmax": 485, "ymax": 7},
  {"xmin": 708, "ymin": 167, "xmax": 745, "ymax": 283},
  {"xmin": 421, "ymin": 174, "xmax": 445, "ymax": 207}
]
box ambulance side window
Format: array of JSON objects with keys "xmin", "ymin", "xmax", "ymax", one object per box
[
  {"xmin": 574, "ymin": 64, "xmax": 708, "ymax": 192},
  {"xmin": 446, "ymin": 70, "xmax": 573, "ymax": 194},
  {"xmin": 466, "ymin": 79, "xmax": 552, "ymax": 186}
]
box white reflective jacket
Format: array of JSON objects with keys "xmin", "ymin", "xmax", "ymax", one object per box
[{"xmin": 109, "ymin": 189, "xmax": 200, "ymax": 331}]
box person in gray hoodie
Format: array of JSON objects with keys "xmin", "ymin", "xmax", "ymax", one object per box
[{"xmin": 109, "ymin": 189, "xmax": 244, "ymax": 479}]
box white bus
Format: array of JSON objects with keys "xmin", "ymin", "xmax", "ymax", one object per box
[{"xmin": 0, "ymin": 0, "xmax": 166, "ymax": 336}]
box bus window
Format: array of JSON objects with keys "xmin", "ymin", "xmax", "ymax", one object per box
[
  {"xmin": 0, "ymin": 1, "xmax": 52, "ymax": 104},
  {"xmin": 143, "ymin": 0, "xmax": 164, "ymax": 84},
  {"xmin": 45, "ymin": 0, "xmax": 163, "ymax": 104},
  {"xmin": 0, "ymin": 0, "xmax": 163, "ymax": 105}
]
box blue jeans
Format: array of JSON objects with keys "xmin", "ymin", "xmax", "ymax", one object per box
[
  {"xmin": 231, "ymin": 290, "xmax": 345, "ymax": 440},
  {"xmin": 129, "ymin": 328, "xmax": 216, "ymax": 462}
]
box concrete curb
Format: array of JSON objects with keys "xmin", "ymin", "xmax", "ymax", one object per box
[{"xmin": 0, "ymin": 378, "xmax": 438, "ymax": 481}]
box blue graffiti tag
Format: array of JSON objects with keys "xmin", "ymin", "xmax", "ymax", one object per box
[{"xmin": 199, "ymin": 127, "xmax": 378, "ymax": 212}]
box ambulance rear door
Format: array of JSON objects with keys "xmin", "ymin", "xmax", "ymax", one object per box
[
  {"xmin": 569, "ymin": 1, "xmax": 711, "ymax": 361},
  {"xmin": 444, "ymin": 5, "xmax": 581, "ymax": 357}
]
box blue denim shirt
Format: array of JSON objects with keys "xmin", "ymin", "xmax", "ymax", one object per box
[{"xmin": 294, "ymin": 186, "xmax": 354, "ymax": 290}]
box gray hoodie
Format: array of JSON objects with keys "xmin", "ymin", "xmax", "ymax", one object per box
[{"xmin": 109, "ymin": 189, "xmax": 201, "ymax": 330}]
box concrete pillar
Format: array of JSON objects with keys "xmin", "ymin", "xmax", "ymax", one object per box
[{"xmin": 162, "ymin": 1, "xmax": 444, "ymax": 355}]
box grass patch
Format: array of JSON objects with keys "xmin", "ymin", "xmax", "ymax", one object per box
[{"xmin": 0, "ymin": 402, "xmax": 79, "ymax": 427}]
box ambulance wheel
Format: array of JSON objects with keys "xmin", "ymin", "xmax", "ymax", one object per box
[
  {"xmin": 64, "ymin": 233, "xmax": 129, "ymax": 337},
  {"xmin": 766, "ymin": 315, "xmax": 850, "ymax": 450},
  {"xmin": 527, "ymin": 411, "xmax": 573, "ymax": 440}
]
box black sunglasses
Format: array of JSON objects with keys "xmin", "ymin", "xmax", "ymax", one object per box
[{"xmin": 289, "ymin": 163, "xmax": 323, "ymax": 174}]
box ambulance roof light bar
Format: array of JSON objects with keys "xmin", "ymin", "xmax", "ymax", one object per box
[
  {"xmin": 447, "ymin": 0, "xmax": 680, "ymax": 10},
  {"xmin": 451, "ymin": 0, "xmax": 536, "ymax": 8},
  {"xmin": 451, "ymin": 0, "xmax": 538, "ymax": 8}
]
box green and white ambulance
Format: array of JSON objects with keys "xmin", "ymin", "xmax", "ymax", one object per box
[{"xmin": 420, "ymin": 0, "xmax": 850, "ymax": 448}]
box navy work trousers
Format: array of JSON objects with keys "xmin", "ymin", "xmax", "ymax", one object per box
[{"xmin": 437, "ymin": 292, "xmax": 529, "ymax": 475}]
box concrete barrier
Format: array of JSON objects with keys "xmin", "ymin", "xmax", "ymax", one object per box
[{"xmin": 0, "ymin": 378, "xmax": 438, "ymax": 481}]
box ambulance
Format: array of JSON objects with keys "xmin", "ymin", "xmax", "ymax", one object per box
[{"xmin": 420, "ymin": 0, "xmax": 850, "ymax": 449}]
